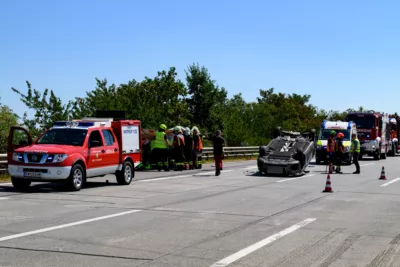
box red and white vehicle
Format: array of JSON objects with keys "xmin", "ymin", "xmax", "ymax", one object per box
[
  {"xmin": 345, "ymin": 111, "xmax": 390, "ymax": 160},
  {"xmin": 7, "ymin": 118, "xmax": 142, "ymax": 191}
]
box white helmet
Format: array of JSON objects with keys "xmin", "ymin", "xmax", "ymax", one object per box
[{"xmin": 184, "ymin": 127, "xmax": 191, "ymax": 135}]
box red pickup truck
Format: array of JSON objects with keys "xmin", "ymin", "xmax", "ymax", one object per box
[{"xmin": 7, "ymin": 118, "xmax": 142, "ymax": 191}]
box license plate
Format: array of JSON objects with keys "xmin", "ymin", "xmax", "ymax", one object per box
[{"xmin": 23, "ymin": 171, "xmax": 41, "ymax": 177}]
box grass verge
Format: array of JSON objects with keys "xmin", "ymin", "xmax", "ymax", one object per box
[
  {"xmin": 0, "ymin": 173, "xmax": 11, "ymax": 183},
  {"xmin": 203, "ymin": 156, "xmax": 257, "ymax": 163}
]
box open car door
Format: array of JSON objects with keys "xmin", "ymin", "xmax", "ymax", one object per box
[{"xmin": 7, "ymin": 126, "xmax": 33, "ymax": 162}]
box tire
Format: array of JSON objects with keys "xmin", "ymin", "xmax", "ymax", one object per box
[
  {"xmin": 374, "ymin": 148, "xmax": 380, "ymax": 160},
  {"xmin": 259, "ymin": 146, "xmax": 267, "ymax": 157},
  {"xmin": 116, "ymin": 161, "xmax": 134, "ymax": 185},
  {"xmin": 11, "ymin": 177, "xmax": 31, "ymax": 191},
  {"xmin": 66, "ymin": 164, "xmax": 85, "ymax": 191}
]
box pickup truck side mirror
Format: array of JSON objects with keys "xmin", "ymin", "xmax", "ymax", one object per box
[{"xmin": 89, "ymin": 140, "xmax": 101, "ymax": 148}]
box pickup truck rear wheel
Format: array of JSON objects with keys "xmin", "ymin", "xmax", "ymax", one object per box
[
  {"xmin": 11, "ymin": 177, "xmax": 31, "ymax": 191},
  {"xmin": 116, "ymin": 161, "xmax": 133, "ymax": 185},
  {"xmin": 66, "ymin": 164, "xmax": 85, "ymax": 191}
]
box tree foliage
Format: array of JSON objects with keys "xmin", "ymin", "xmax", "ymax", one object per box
[
  {"xmin": 6, "ymin": 63, "xmax": 375, "ymax": 150},
  {"xmin": 0, "ymin": 98, "xmax": 20, "ymax": 153}
]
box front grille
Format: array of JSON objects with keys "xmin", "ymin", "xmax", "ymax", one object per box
[{"xmin": 26, "ymin": 153, "xmax": 45, "ymax": 163}]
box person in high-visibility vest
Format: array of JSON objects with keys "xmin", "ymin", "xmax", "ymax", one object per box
[
  {"xmin": 152, "ymin": 124, "xmax": 170, "ymax": 171},
  {"xmin": 327, "ymin": 130, "xmax": 336, "ymax": 174},
  {"xmin": 351, "ymin": 133, "xmax": 360, "ymax": 174},
  {"xmin": 335, "ymin": 132, "xmax": 345, "ymax": 174}
]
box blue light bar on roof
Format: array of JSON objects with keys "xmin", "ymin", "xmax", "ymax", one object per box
[{"xmin": 321, "ymin": 120, "xmax": 327, "ymax": 129}]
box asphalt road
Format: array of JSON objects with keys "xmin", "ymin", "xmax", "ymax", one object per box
[{"xmin": 1, "ymin": 157, "xmax": 400, "ymax": 266}]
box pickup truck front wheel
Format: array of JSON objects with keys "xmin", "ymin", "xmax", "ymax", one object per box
[
  {"xmin": 66, "ymin": 164, "xmax": 85, "ymax": 191},
  {"xmin": 11, "ymin": 177, "xmax": 31, "ymax": 191},
  {"xmin": 116, "ymin": 161, "xmax": 133, "ymax": 185}
]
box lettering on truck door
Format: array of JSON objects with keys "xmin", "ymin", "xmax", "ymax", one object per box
[
  {"xmin": 101, "ymin": 129, "xmax": 119, "ymax": 173},
  {"xmin": 86, "ymin": 130, "xmax": 106, "ymax": 177}
]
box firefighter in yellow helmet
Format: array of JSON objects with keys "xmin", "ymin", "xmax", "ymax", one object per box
[{"xmin": 152, "ymin": 124, "xmax": 170, "ymax": 171}]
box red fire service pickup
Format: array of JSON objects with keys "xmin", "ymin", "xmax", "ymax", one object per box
[{"xmin": 7, "ymin": 118, "xmax": 142, "ymax": 191}]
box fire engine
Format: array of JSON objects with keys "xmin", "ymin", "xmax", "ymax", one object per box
[
  {"xmin": 345, "ymin": 110, "xmax": 390, "ymax": 160},
  {"xmin": 388, "ymin": 115, "xmax": 400, "ymax": 156},
  {"xmin": 7, "ymin": 118, "xmax": 142, "ymax": 191}
]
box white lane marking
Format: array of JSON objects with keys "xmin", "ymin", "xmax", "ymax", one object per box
[
  {"xmin": 209, "ymin": 218, "xmax": 317, "ymax": 267},
  {"xmin": 381, "ymin": 177, "xmax": 400, "ymax": 187},
  {"xmin": 276, "ymin": 174, "xmax": 315, "ymax": 183},
  {"xmin": 139, "ymin": 175, "xmax": 191, "ymax": 182},
  {"xmin": 360, "ymin": 163, "xmax": 375, "ymax": 167},
  {"xmin": 0, "ymin": 197, "xmax": 10, "ymax": 200},
  {"xmin": 0, "ymin": 183, "xmax": 12, "ymax": 186},
  {"xmin": 0, "ymin": 209, "xmax": 142, "ymax": 242}
]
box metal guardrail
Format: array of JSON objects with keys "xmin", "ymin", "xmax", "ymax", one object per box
[
  {"xmin": 0, "ymin": 153, "xmax": 7, "ymax": 174},
  {"xmin": 0, "ymin": 146, "xmax": 259, "ymax": 174}
]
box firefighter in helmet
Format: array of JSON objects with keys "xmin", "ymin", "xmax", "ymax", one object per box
[
  {"xmin": 152, "ymin": 124, "xmax": 170, "ymax": 171},
  {"xmin": 335, "ymin": 132, "xmax": 345, "ymax": 174},
  {"xmin": 173, "ymin": 127, "xmax": 186, "ymax": 171}
]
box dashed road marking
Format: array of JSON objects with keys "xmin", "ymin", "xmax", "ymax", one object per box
[
  {"xmin": 0, "ymin": 197, "xmax": 10, "ymax": 200},
  {"xmin": 0, "ymin": 209, "xmax": 142, "ymax": 242},
  {"xmin": 381, "ymin": 177, "xmax": 400, "ymax": 187},
  {"xmin": 209, "ymin": 218, "xmax": 317, "ymax": 267},
  {"xmin": 276, "ymin": 174, "xmax": 315, "ymax": 183}
]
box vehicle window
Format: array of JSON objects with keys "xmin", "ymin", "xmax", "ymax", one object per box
[
  {"xmin": 37, "ymin": 129, "xmax": 87, "ymax": 146},
  {"xmin": 347, "ymin": 115, "xmax": 375, "ymax": 129},
  {"xmin": 12, "ymin": 129, "xmax": 30, "ymax": 146},
  {"xmin": 102, "ymin": 130, "xmax": 115, "ymax": 146},
  {"xmin": 89, "ymin": 130, "xmax": 103, "ymax": 147},
  {"xmin": 319, "ymin": 129, "xmax": 350, "ymax": 141}
]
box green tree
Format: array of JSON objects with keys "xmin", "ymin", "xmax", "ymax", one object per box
[
  {"xmin": 186, "ymin": 63, "xmax": 227, "ymax": 133},
  {"xmin": 216, "ymin": 94, "xmax": 253, "ymax": 146},
  {"xmin": 11, "ymin": 81, "xmax": 72, "ymax": 138},
  {"xmin": 0, "ymin": 98, "xmax": 20, "ymax": 152}
]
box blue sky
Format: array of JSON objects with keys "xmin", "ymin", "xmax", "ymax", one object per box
[{"xmin": 2, "ymin": 0, "xmax": 400, "ymax": 118}]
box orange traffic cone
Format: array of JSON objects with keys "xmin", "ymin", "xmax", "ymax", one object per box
[
  {"xmin": 323, "ymin": 174, "xmax": 333, "ymax": 193},
  {"xmin": 379, "ymin": 166, "xmax": 386, "ymax": 180}
]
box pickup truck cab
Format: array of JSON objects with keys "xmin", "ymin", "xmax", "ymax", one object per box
[{"xmin": 7, "ymin": 118, "xmax": 142, "ymax": 191}]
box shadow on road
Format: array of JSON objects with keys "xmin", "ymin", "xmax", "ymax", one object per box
[{"xmin": 0, "ymin": 180, "xmax": 121, "ymax": 194}]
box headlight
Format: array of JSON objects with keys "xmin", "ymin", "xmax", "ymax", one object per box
[
  {"xmin": 12, "ymin": 153, "xmax": 23, "ymax": 162},
  {"xmin": 46, "ymin": 154, "xmax": 68, "ymax": 163},
  {"xmin": 344, "ymin": 146, "xmax": 350, "ymax": 152}
]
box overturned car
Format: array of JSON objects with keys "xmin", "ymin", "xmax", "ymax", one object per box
[{"xmin": 257, "ymin": 130, "xmax": 316, "ymax": 176}]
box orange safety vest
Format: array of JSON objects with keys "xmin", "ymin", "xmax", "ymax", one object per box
[
  {"xmin": 327, "ymin": 137, "xmax": 335, "ymax": 152},
  {"xmin": 194, "ymin": 135, "xmax": 203, "ymax": 150}
]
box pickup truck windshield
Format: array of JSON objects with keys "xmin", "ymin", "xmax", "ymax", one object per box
[{"xmin": 37, "ymin": 128, "xmax": 88, "ymax": 146}]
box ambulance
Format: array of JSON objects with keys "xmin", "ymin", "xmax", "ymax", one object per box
[{"xmin": 315, "ymin": 120, "xmax": 357, "ymax": 164}]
